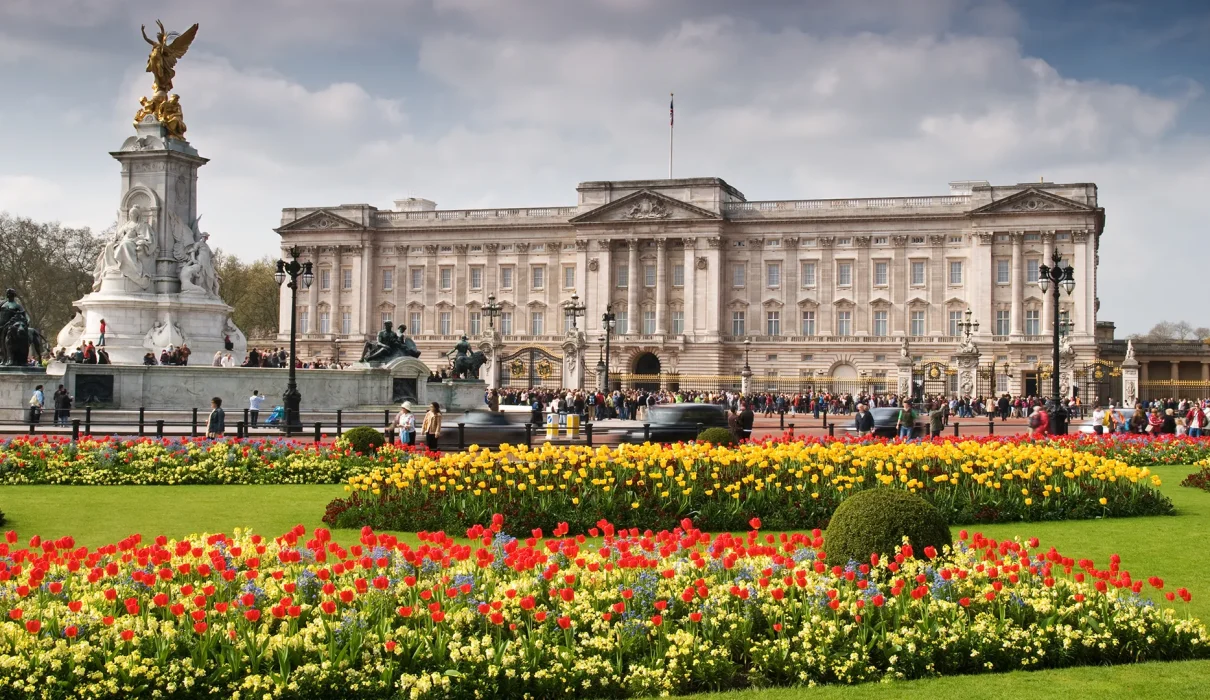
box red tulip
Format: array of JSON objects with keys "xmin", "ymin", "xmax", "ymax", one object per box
[
  {"xmin": 193, "ymin": 622, "xmax": 208, "ymax": 634},
  {"xmin": 64, "ymin": 625, "xmax": 78, "ymax": 638},
  {"xmin": 24, "ymin": 619, "xmax": 40, "ymax": 634},
  {"xmin": 557, "ymin": 615, "xmax": 571, "ymax": 629},
  {"xmin": 120, "ymin": 629, "xmax": 134, "ymax": 641}
]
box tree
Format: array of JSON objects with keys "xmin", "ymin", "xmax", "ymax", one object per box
[
  {"xmin": 0, "ymin": 213, "xmax": 105, "ymax": 335},
  {"xmin": 1129, "ymin": 321, "xmax": 1210, "ymax": 342},
  {"xmin": 214, "ymin": 252, "xmax": 280, "ymax": 339}
]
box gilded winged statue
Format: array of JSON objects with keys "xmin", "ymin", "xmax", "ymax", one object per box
[{"xmin": 133, "ymin": 20, "xmax": 199, "ymax": 140}]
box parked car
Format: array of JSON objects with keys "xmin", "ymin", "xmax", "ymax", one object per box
[
  {"xmin": 435, "ymin": 410, "xmax": 530, "ymax": 449},
  {"xmin": 620, "ymin": 404, "xmax": 729, "ymax": 444},
  {"xmin": 1075, "ymin": 408, "xmax": 1131, "ymax": 434},
  {"xmin": 846, "ymin": 407, "xmax": 929, "ymax": 439}
]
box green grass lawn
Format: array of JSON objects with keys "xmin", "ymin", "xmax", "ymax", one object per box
[{"xmin": 1, "ymin": 466, "xmax": 1208, "ymax": 699}]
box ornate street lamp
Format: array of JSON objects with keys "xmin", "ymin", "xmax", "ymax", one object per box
[
  {"xmin": 274, "ymin": 246, "xmax": 313, "ymax": 435},
  {"xmin": 563, "ymin": 290, "xmax": 586, "ymax": 330},
  {"xmin": 1038, "ymin": 249, "xmax": 1075, "ymax": 434},
  {"xmin": 957, "ymin": 308, "xmax": 979, "ymax": 340},
  {"xmin": 483, "ymin": 293, "xmax": 502, "ymax": 330},
  {"xmin": 601, "ymin": 305, "xmax": 616, "ymax": 392},
  {"xmin": 743, "ymin": 337, "xmax": 752, "ymax": 371}
]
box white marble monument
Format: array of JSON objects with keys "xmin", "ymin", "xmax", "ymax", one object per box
[{"xmin": 59, "ymin": 115, "xmax": 245, "ymax": 364}]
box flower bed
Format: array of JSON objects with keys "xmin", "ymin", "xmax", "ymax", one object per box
[
  {"xmin": 0, "ymin": 436, "xmax": 420, "ymax": 486},
  {"xmin": 1182, "ymin": 460, "xmax": 1210, "ymax": 492},
  {"xmin": 325, "ymin": 440, "xmax": 1173, "ymax": 533},
  {"xmin": 0, "ymin": 518, "xmax": 1203, "ymax": 698}
]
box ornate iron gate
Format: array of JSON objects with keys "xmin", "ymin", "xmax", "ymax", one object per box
[
  {"xmin": 1078, "ymin": 360, "xmax": 1119, "ymax": 406},
  {"xmin": 499, "ymin": 346, "xmax": 564, "ymax": 389},
  {"xmin": 913, "ymin": 362, "xmax": 950, "ymax": 402}
]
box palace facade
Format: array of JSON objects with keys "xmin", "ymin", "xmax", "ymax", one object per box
[{"xmin": 275, "ymin": 176, "xmax": 1105, "ymax": 397}]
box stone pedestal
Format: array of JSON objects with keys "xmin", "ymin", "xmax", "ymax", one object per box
[
  {"xmin": 954, "ymin": 348, "xmax": 980, "ymax": 399},
  {"xmin": 477, "ymin": 330, "xmax": 502, "ymax": 390},
  {"xmin": 560, "ymin": 330, "xmax": 587, "ymax": 390},
  {"xmin": 1121, "ymin": 356, "xmax": 1139, "ymax": 409},
  {"xmin": 741, "ymin": 367, "xmax": 752, "ymax": 394},
  {"xmin": 896, "ymin": 358, "xmax": 914, "ymax": 399},
  {"xmin": 437, "ymin": 379, "xmax": 488, "ymax": 413},
  {"xmin": 57, "ymin": 117, "xmax": 245, "ymax": 364}
]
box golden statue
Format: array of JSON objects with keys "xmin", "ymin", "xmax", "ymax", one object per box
[{"xmin": 133, "ymin": 20, "xmax": 199, "ymax": 139}]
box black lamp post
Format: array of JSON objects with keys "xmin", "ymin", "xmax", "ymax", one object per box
[
  {"xmin": 563, "ymin": 290, "xmax": 586, "ymax": 330},
  {"xmin": 1038, "ymin": 249, "xmax": 1076, "ymax": 434},
  {"xmin": 274, "ymin": 246, "xmax": 313, "ymax": 435},
  {"xmin": 957, "ymin": 308, "xmax": 980, "ymax": 341},
  {"xmin": 601, "ymin": 304, "xmax": 616, "ymax": 391},
  {"xmin": 743, "ymin": 337, "xmax": 752, "ymax": 371},
  {"xmin": 483, "ymin": 293, "xmax": 502, "ymax": 330}
]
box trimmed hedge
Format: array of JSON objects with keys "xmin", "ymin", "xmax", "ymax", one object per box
[
  {"xmin": 697, "ymin": 427, "xmax": 737, "ymax": 446},
  {"xmin": 823, "ymin": 488, "xmax": 951, "ymax": 565},
  {"xmin": 343, "ymin": 426, "xmax": 386, "ymax": 455}
]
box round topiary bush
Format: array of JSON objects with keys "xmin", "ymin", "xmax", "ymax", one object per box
[
  {"xmin": 697, "ymin": 427, "xmax": 737, "ymax": 446},
  {"xmin": 343, "ymin": 426, "xmax": 386, "ymax": 455},
  {"xmin": 823, "ymin": 488, "xmax": 951, "ymax": 565}
]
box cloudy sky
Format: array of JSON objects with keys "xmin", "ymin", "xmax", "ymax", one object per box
[{"xmin": 1, "ymin": 0, "xmax": 1207, "ymax": 333}]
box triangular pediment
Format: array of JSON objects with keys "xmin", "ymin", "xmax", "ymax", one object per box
[
  {"xmin": 276, "ymin": 209, "xmax": 364, "ymax": 233},
  {"xmin": 869, "ymin": 295, "xmax": 892, "ymax": 307},
  {"xmin": 569, "ymin": 189, "xmax": 722, "ymax": 224},
  {"xmin": 907, "ymin": 296, "xmax": 929, "ymax": 306},
  {"xmin": 971, "ymin": 189, "xmax": 1094, "ymax": 215}
]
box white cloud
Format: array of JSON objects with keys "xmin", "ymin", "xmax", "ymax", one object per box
[{"xmin": 0, "ymin": 175, "xmax": 66, "ymax": 216}]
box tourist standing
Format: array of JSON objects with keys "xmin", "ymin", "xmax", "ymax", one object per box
[
  {"xmin": 738, "ymin": 403, "xmax": 754, "ymax": 441},
  {"xmin": 394, "ymin": 402, "xmax": 416, "ymax": 446},
  {"xmin": 895, "ymin": 401, "xmax": 914, "ymax": 440},
  {"xmin": 422, "ymin": 402, "xmax": 442, "ymax": 451},
  {"xmin": 853, "ymin": 403, "xmax": 874, "ymax": 437},
  {"xmin": 28, "ymin": 384, "xmax": 44, "ymax": 424},
  {"xmin": 52, "ymin": 384, "xmax": 71, "ymax": 426},
  {"xmin": 98, "ymin": 319, "xmax": 106, "ymax": 347},
  {"xmin": 206, "ymin": 397, "xmax": 226, "ymax": 438},
  {"xmin": 1186, "ymin": 403, "xmax": 1205, "ymax": 438},
  {"xmin": 248, "ymin": 390, "xmax": 264, "ymax": 427}
]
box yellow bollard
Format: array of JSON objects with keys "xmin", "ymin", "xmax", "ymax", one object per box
[
  {"xmin": 545, "ymin": 414, "xmax": 558, "ymax": 441},
  {"xmin": 565, "ymin": 413, "xmax": 581, "ymax": 438}
]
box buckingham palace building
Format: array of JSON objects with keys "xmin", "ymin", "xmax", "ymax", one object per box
[{"xmin": 276, "ymin": 176, "xmax": 1106, "ymax": 398}]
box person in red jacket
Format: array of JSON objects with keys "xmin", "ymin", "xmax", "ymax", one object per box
[{"xmin": 1030, "ymin": 406, "xmax": 1050, "ymax": 435}]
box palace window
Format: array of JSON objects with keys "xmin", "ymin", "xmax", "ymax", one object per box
[
  {"xmin": 319, "ymin": 312, "xmax": 330, "ymax": 334},
  {"xmin": 531, "ymin": 265, "xmax": 545, "ymax": 290},
  {"xmin": 1026, "ymin": 259, "xmax": 1040, "ymax": 283},
  {"xmin": 766, "ymin": 262, "xmax": 781, "ymax": 287},
  {"xmin": 672, "ymin": 263, "xmax": 684, "ymax": 287},
  {"xmin": 381, "ymin": 269, "xmax": 393, "ymax": 291},
  {"xmin": 530, "ymin": 311, "xmax": 544, "ymax": 336},
  {"xmin": 910, "ymin": 310, "xmax": 925, "ymax": 337},
  {"xmin": 642, "ymin": 310, "xmax": 656, "ymax": 334},
  {"xmin": 948, "ymin": 261, "xmax": 963, "ymax": 285},
  {"xmin": 616, "ymin": 310, "xmax": 628, "ymax": 334},
  {"xmin": 644, "ymin": 264, "xmax": 656, "ymax": 287},
  {"xmin": 800, "ymin": 310, "xmax": 816, "ymax": 336},
  {"xmin": 1025, "ymin": 233, "xmax": 1041, "ymax": 242},
  {"xmin": 499, "ymin": 312, "xmax": 512, "ymax": 336},
  {"xmin": 470, "ymin": 266, "xmax": 483, "ymax": 290},
  {"xmin": 874, "ymin": 261, "xmax": 888, "ymax": 286},
  {"xmin": 996, "ymin": 309, "xmax": 1010, "ymax": 336},
  {"xmin": 911, "ymin": 261, "xmax": 926, "ymax": 286},
  {"xmin": 996, "ymin": 259, "xmax": 1010, "ymax": 284},
  {"xmin": 342, "ymin": 268, "xmax": 353, "ymax": 290},
  {"xmin": 874, "ymin": 236, "xmax": 888, "ymax": 245},
  {"xmin": 469, "ymin": 311, "xmax": 481, "ymax": 336},
  {"xmin": 801, "ymin": 261, "xmax": 816, "ymax": 287},
  {"xmin": 732, "ymin": 263, "xmax": 746, "ymax": 287},
  {"xmin": 731, "ymin": 311, "xmax": 745, "ymax": 336},
  {"xmin": 836, "ymin": 310, "xmax": 852, "ymax": 336},
  {"xmin": 409, "ymin": 311, "xmax": 421, "ymax": 335},
  {"xmin": 671, "ymin": 310, "xmax": 684, "ymax": 335},
  {"xmin": 948, "ymin": 310, "xmax": 963, "ymax": 337},
  {"xmin": 616, "ymin": 264, "xmax": 629, "ymax": 289},
  {"xmin": 381, "ymin": 311, "xmax": 392, "ymax": 326},
  {"xmin": 299, "ymin": 311, "xmax": 309, "ymax": 334},
  {"xmin": 837, "ymin": 262, "xmax": 852, "ymax": 287},
  {"xmin": 500, "ymin": 266, "xmax": 514, "ymax": 289},
  {"xmin": 766, "ymin": 310, "xmax": 781, "ymax": 336},
  {"xmin": 563, "ymin": 265, "xmax": 575, "ymax": 289},
  {"xmin": 873, "ymin": 310, "xmax": 888, "ymax": 337},
  {"xmin": 410, "ymin": 267, "xmax": 423, "ymax": 291},
  {"xmin": 1025, "ymin": 309, "xmax": 1040, "ymax": 336},
  {"xmin": 320, "ymin": 269, "xmax": 331, "ymax": 290},
  {"xmin": 439, "ymin": 311, "xmax": 451, "ymax": 335},
  {"xmin": 340, "ymin": 310, "xmax": 351, "ymax": 335},
  {"xmin": 440, "ymin": 267, "xmax": 453, "ymax": 290}
]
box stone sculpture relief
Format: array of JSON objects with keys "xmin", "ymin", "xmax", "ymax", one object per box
[
  {"xmin": 94, "ymin": 205, "xmax": 155, "ymax": 291},
  {"xmin": 57, "ymin": 312, "xmax": 85, "ymax": 350},
  {"xmin": 624, "ymin": 197, "xmax": 671, "ymax": 220},
  {"xmin": 179, "ymin": 232, "xmax": 219, "ymax": 296}
]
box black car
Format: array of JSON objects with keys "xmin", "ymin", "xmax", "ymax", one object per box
[
  {"xmin": 854, "ymin": 407, "xmax": 928, "ymax": 439},
  {"xmin": 621, "ymin": 404, "xmax": 729, "ymax": 444},
  {"xmin": 434, "ymin": 410, "xmax": 530, "ymax": 449}
]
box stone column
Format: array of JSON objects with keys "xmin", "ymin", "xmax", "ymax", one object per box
[
  {"xmin": 855, "ymin": 236, "xmax": 871, "ymax": 336},
  {"xmin": 307, "ymin": 247, "xmax": 320, "ymax": 337},
  {"xmin": 1041, "ymin": 231, "xmax": 1055, "ymax": 335},
  {"xmin": 655, "ymin": 238, "xmax": 668, "ymax": 335},
  {"xmin": 359, "ymin": 242, "xmax": 373, "ymax": 337},
  {"xmin": 1121, "ymin": 344, "xmax": 1139, "ymax": 408},
  {"xmin": 477, "ymin": 329, "xmax": 502, "ymax": 390},
  {"xmin": 955, "ymin": 346, "xmax": 980, "ymax": 399},
  {"xmin": 1202, "ymin": 362, "xmax": 1209, "ymax": 383},
  {"xmin": 626, "ymin": 239, "xmax": 640, "ymax": 334},
  {"xmin": 682, "ymin": 237, "xmax": 697, "ymax": 337},
  {"xmin": 818, "ymin": 237, "xmax": 834, "ymax": 336},
  {"xmin": 1073, "ymin": 230, "xmax": 1091, "ymax": 336},
  {"xmin": 891, "ymin": 236, "xmax": 907, "ymax": 335},
  {"xmin": 561, "ymin": 330, "xmax": 586, "ymax": 390},
  {"xmin": 896, "ymin": 349, "xmax": 914, "ymax": 399},
  {"xmin": 928, "ymin": 235, "xmax": 944, "ymax": 336},
  {"xmin": 1010, "ymin": 231, "xmax": 1023, "ymax": 336},
  {"xmin": 334, "ymin": 246, "xmax": 344, "ymax": 336},
  {"xmin": 1171, "ymin": 360, "xmax": 1181, "ymax": 382}
]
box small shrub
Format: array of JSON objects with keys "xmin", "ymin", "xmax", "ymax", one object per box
[
  {"xmin": 1182, "ymin": 464, "xmax": 1210, "ymax": 492},
  {"xmin": 823, "ymin": 488, "xmax": 951, "ymax": 565},
  {"xmin": 343, "ymin": 426, "xmax": 386, "ymax": 455},
  {"xmin": 697, "ymin": 427, "xmax": 736, "ymax": 446}
]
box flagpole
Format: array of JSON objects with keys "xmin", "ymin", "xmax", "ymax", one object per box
[{"xmin": 668, "ymin": 92, "xmax": 674, "ymax": 179}]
